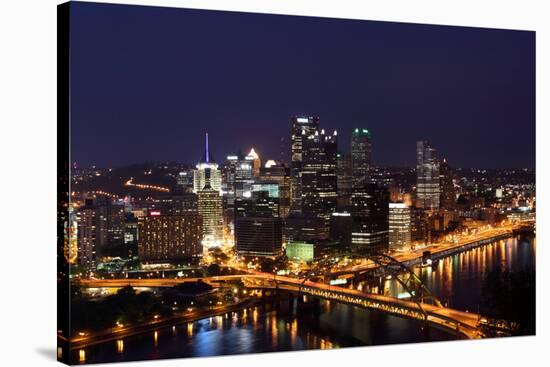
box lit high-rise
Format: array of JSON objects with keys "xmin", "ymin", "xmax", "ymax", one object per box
[
  {"xmin": 301, "ymin": 128, "xmax": 338, "ymax": 230},
  {"xmin": 198, "ymin": 185, "xmax": 224, "ymax": 248},
  {"xmin": 290, "ymin": 115, "xmax": 320, "ymax": 212},
  {"xmin": 439, "ymin": 158, "xmax": 456, "ymax": 210},
  {"xmin": 388, "ymin": 203, "xmax": 411, "ymax": 251},
  {"xmin": 351, "ymin": 128, "xmax": 372, "ymax": 188},
  {"xmin": 416, "ymin": 141, "xmax": 440, "ymax": 209},
  {"xmin": 138, "ymin": 212, "xmax": 202, "ymax": 262},
  {"xmin": 247, "ymin": 148, "xmax": 261, "ymax": 178},
  {"xmin": 350, "ymin": 183, "xmax": 389, "ymax": 254},
  {"xmin": 336, "ymin": 152, "xmax": 353, "ymax": 210},
  {"xmin": 193, "ymin": 133, "xmax": 222, "ymax": 193},
  {"xmin": 259, "ymin": 161, "xmax": 291, "ymax": 218}
]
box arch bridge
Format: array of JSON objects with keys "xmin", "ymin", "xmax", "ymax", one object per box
[{"xmin": 80, "ymin": 252, "xmax": 515, "ymax": 339}]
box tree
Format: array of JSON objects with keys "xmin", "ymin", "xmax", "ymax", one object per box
[
  {"xmin": 480, "ymin": 268, "xmax": 535, "ymax": 336},
  {"xmin": 207, "ymin": 263, "xmax": 221, "ymax": 276}
]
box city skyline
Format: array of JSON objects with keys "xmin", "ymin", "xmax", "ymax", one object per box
[
  {"xmin": 72, "ymin": 126, "xmax": 536, "ymax": 171},
  {"xmin": 70, "ymin": 3, "xmax": 535, "ymax": 169}
]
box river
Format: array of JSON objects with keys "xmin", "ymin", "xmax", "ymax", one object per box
[{"xmin": 73, "ymin": 234, "xmax": 535, "ymax": 364}]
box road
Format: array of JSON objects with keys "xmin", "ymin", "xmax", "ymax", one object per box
[{"xmin": 330, "ymin": 223, "xmax": 529, "ymax": 275}]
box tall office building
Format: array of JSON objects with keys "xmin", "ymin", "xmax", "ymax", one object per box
[
  {"xmin": 411, "ymin": 207, "xmax": 430, "ymax": 245},
  {"xmin": 124, "ymin": 217, "xmax": 138, "ymax": 257},
  {"xmin": 247, "ymin": 148, "xmax": 261, "ymax": 178},
  {"xmin": 177, "ymin": 169, "xmax": 194, "ymax": 193},
  {"xmin": 301, "ymin": 129, "xmax": 338, "ymax": 228},
  {"xmin": 388, "ymin": 203, "xmax": 411, "ymax": 251},
  {"xmin": 222, "ymin": 154, "xmax": 239, "ymax": 205},
  {"xmin": 234, "ymin": 155, "xmax": 255, "ymax": 200},
  {"xmin": 252, "ymin": 182, "xmax": 280, "ymax": 217},
  {"xmin": 330, "ymin": 212, "xmax": 353, "ymax": 249},
  {"xmin": 350, "ymin": 184, "xmax": 389, "ymax": 254},
  {"xmin": 416, "ymin": 141, "xmax": 440, "ymax": 209},
  {"xmin": 193, "ymin": 133, "xmax": 222, "ymax": 193},
  {"xmin": 439, "ymin": 158, "xmax": 456, "ymax": 210},
  {"xmin": 259, "ymin": 162, "xmax": 291, "ymax": 218},
  {"xmin": 284, "ymin": 213, "xmax": 327, "ymax": 243},
  {"xmin": 351, "ymin": 128, "xmax": 372, "ymax": 188},
  {"xmin": 76, "ymin": 205, "xmax": 97, "ymax": 269},
  {"xmin": 198, "ymin": 185, "xmax": 224, "ymax": 248},
  {"xmin": 290, "ymin": 115, "xmax": 320, "ymax": 212},
  {"xmin": 154, "ymin": 193, "xmax": 198, "ymax": 215},
  {"xmin": 95, "ymin": 197, "xmax": 125, "ymax": 253},
  {"xmin": 76, "ymin": 197, "xmax": 125, "ymax": 267},
  {"xmin": 336, "ymin": 152, "xmax": 353, "ymax": 210},
  {"xmin": 138, "ymin": 212, "xmax": 202, "ymax": 262},
  {"xmin": 235, "ymin": 216, "xmax": 283, "ymax": 258}
]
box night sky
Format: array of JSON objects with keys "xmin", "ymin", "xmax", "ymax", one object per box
[{"xmin": 70, "ymin": 2, "xmax": 535, "ymax": 169}]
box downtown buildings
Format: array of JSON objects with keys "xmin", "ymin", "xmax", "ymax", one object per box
[{"xmin": 72, "ymin": 116, "xmax": 518, "ymax": 271}]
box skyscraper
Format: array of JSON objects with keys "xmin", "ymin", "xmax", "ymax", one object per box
[
  {"xmin": 138, "ymin": 212, "xmax": 202, "ymax": 262},
  {"xmin": 336, "ymin": 152, "xmax": 353, "ymax": 210},
  {"xmin": 234, "ymin": 156, "xmax": 254, "ymax": 200},
  {"xmin": 351, "ymin": 128, "xmax": 372, "ymax": 188},
  {"xmin": 259, "ymin": 162, "xmax": 291, "ymax": 218},
  {"xmin": 416, "ymin": 141, "xmax": 440, "ymax": 209},
  {"xmin": 76, "ymin": 197, "xmax": 125, "ymax": 267},
  {"xmin": 290, "ymin": 115, "xmax": 320, "ymax": 212},
  {"xmin": 222, "ymin": 154, "xmax": 239, "ymax": 200},
  {"xmin": 94, "ymin": 197, "xmax": 125, "ymax": 254},
  {"xmin": 76, "ymin": 205, "xmax": 97, "ymax": 270},
  {"xmin": 177, "ymin": 169, "xmax": 194, "ymax": 193},
  {"xmin": 247, "ymin": 148, "xmax": 261, "ymax": 178},
  {"xmin": 411, "ymin": 207, "xmax": 430, "ymax": 246},
  {"xmin": 439, "ymin": 158, "xmax": 456, "ymax": 210},
  {"xmin": 301, "ymin": 128, "xmax": 338, "ymax": 230},
  {"xmin": 388, "ymin": 203, "xmax": 411, "ymax": 252},
  {"xmin": 350, "ymin": 183, "xmax": 389, "ymax": 254},
  {"xmin": 197, "ymin": 185, "xmax": 224, "ymax": 248},
  {"xmin": 235, "ymin": 216, "xmax": 283, "ymax": 258},
  {"xmin": 193, "ymin": 133, "xmax": 222, "ymax": 193}
]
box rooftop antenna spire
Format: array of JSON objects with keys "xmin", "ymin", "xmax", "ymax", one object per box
[{"xmin": 205, "ymin": 132, "xmax": 209, "ymax": 163}]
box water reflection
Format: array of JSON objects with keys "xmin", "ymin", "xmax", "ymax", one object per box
[
  {"xmin": 116, "ymin": 340, "xmax": 124, "ymax": 354},
  {"xmin": 373, "ymin": 235, "xmax": 535, "ymax": 312},
  {"xmin": 78, "ymin": 349, "xmax": 85, "ymax": 363}
]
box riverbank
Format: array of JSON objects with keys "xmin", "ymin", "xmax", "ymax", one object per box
[{"xmin": 70, "ymin": 298, "xmax": 258, "ymax": 350}]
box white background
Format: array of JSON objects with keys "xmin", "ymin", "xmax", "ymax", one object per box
[{"xmin": 0, "ymin": 0, "xmax": 547, "ymax": 366}]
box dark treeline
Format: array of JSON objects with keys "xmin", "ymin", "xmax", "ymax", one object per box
[
  {"xmin": 480, "ymin": 267, "xmax": 536, "ymax": 336},
  {"xmin": 71, "ymin": 281, "xmax": 216, "ymax": 335}
]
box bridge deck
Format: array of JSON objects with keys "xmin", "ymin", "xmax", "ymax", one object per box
[{"xmin": 79, "ymin": 272, "xmax": 482, "ymax": 339}]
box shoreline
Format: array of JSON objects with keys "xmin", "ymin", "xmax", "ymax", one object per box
[{"xmin": 69, "ymin": 298, "xmax": 258, "ymax": 350}]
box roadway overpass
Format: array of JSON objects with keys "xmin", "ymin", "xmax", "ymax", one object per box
[{"xmin": 79, "ymin": 272, "xmax": 484, "ymax": 339}]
